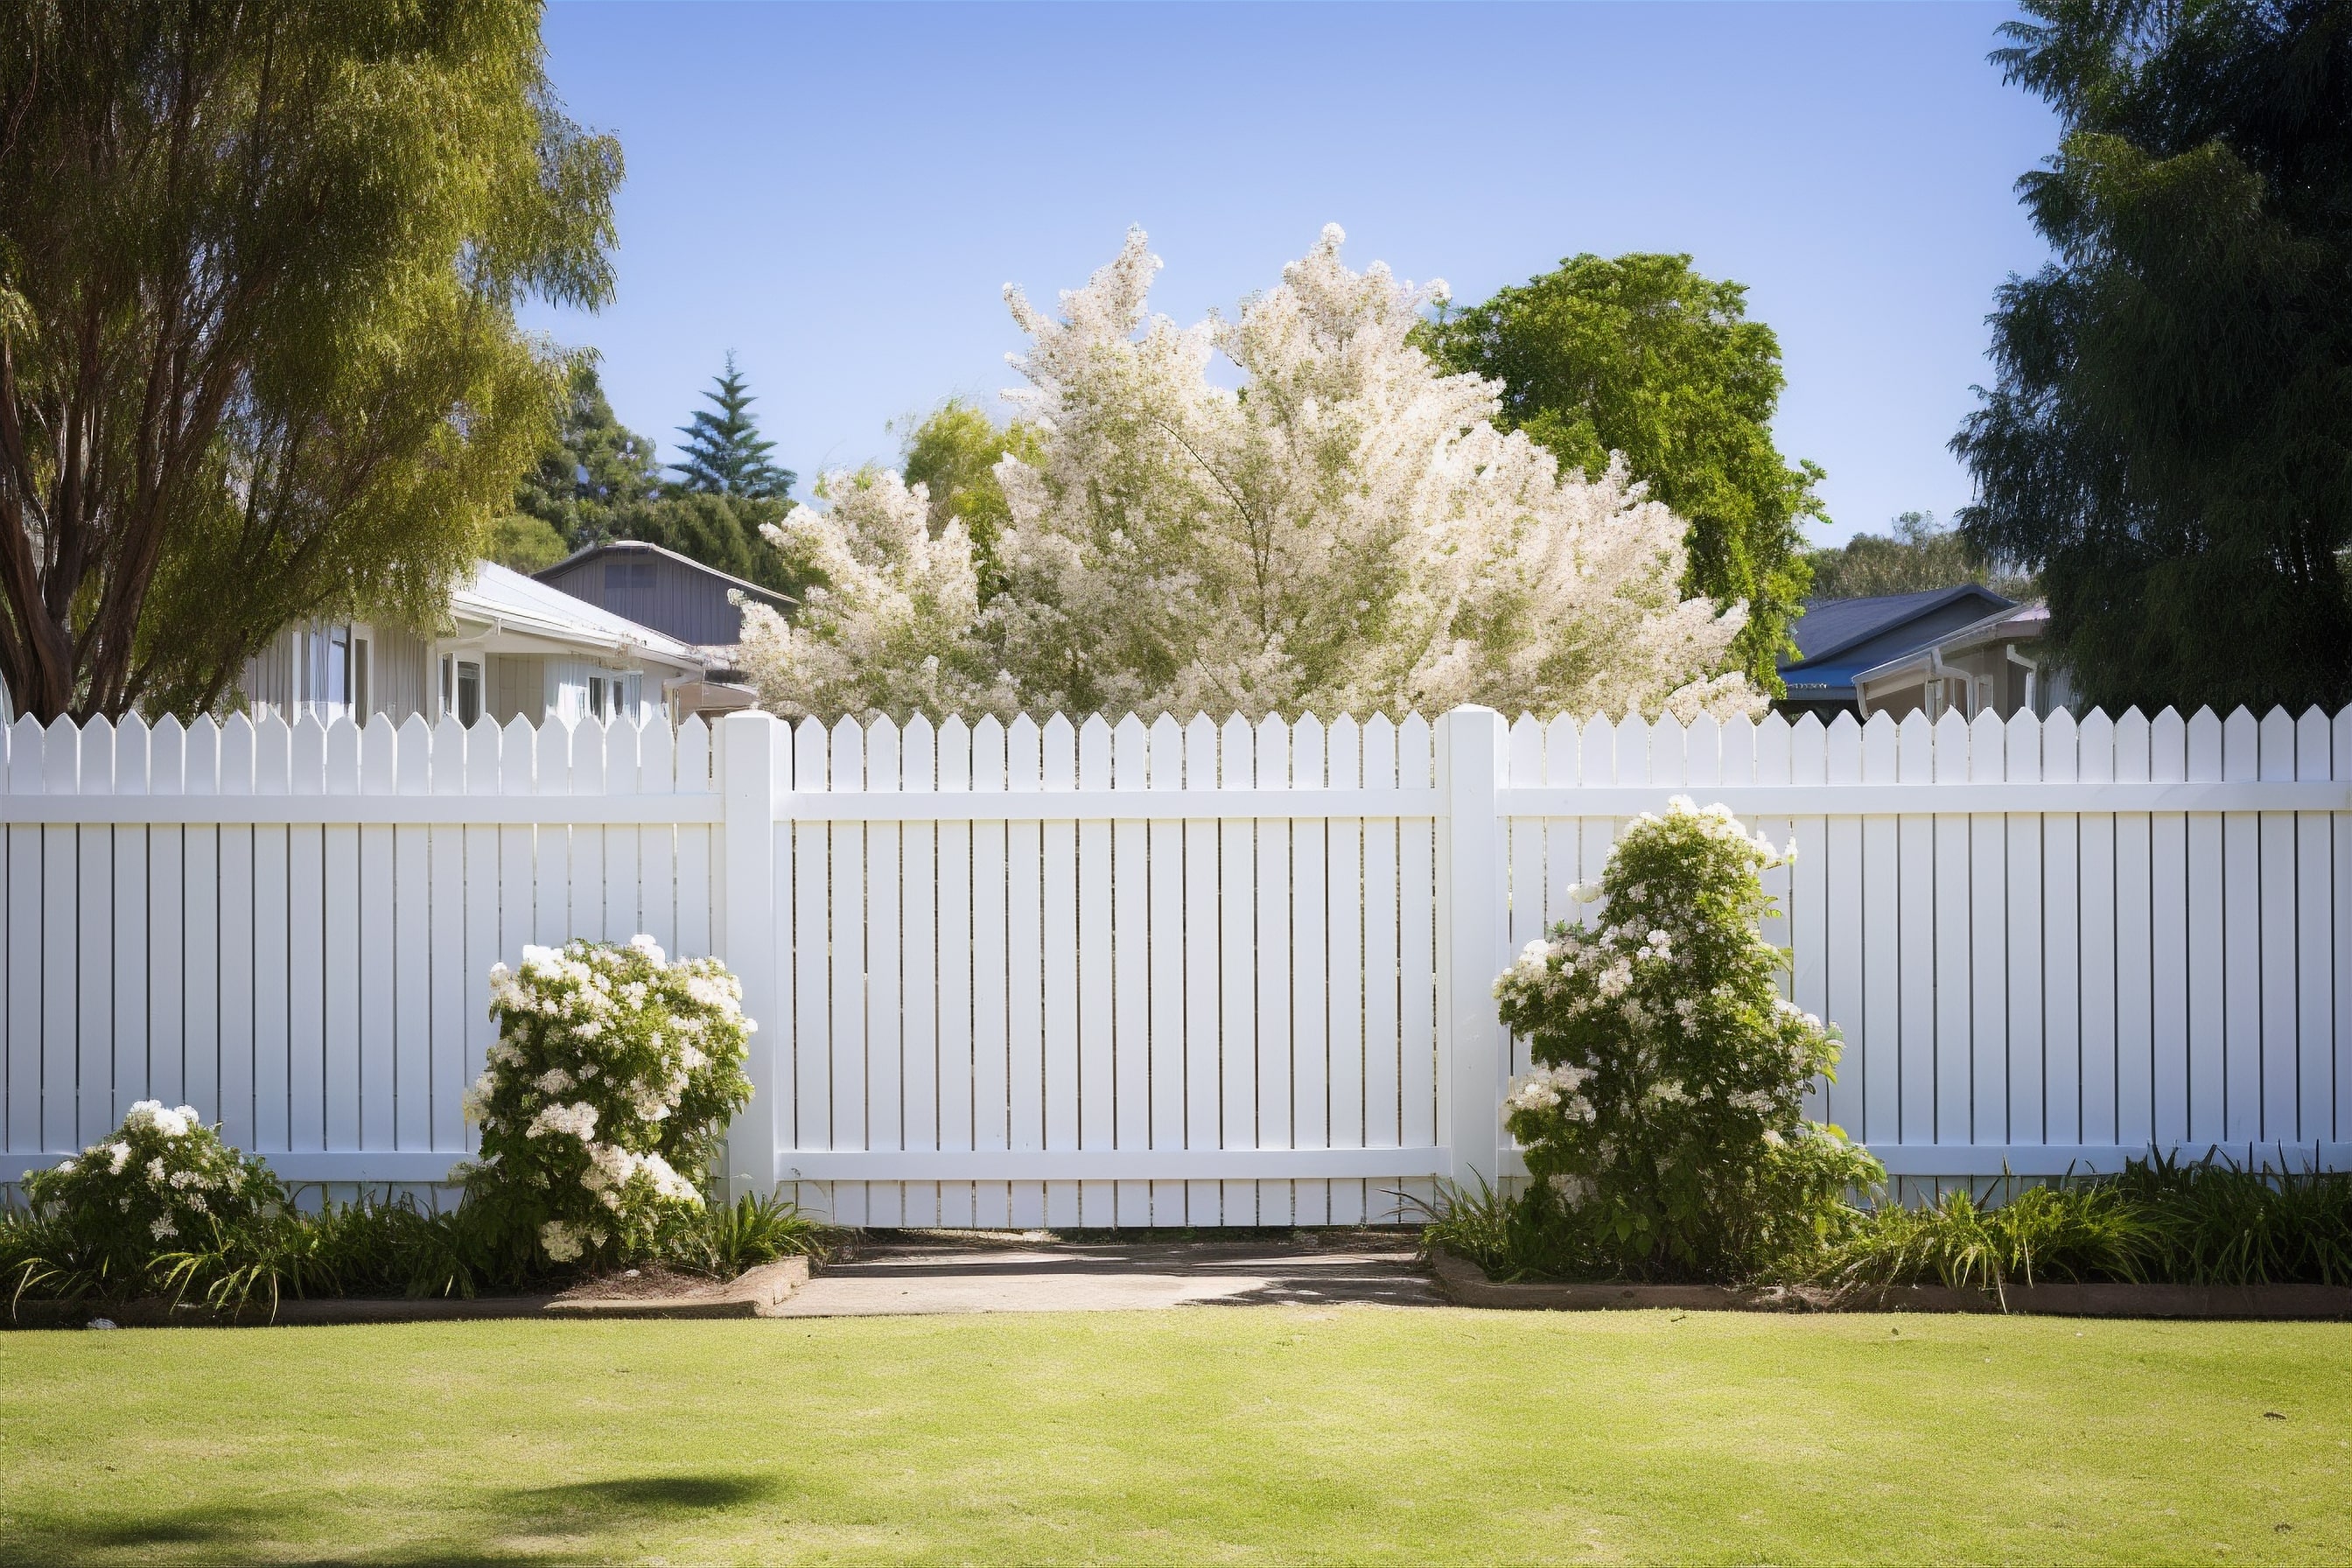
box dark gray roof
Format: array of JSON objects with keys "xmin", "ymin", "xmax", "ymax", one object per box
[{"xmin": 534, "ymin": 538, "xmax": 792, "ymax": 612}]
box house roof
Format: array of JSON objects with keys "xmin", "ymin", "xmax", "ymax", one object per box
[
  {"xmin": 1778, "ymin": 584, "xmax": 2017, "ymax": 699},
  {"xmin": 451, "ymin": 561, "xmax": 705, "ymax": 669},
  {"xmin": 1850, "ymin": 601, "xmax": 2051, "ymax": 690},
  {"xmin": 534, "ymin": 538, "xmax": 794, "ymax": 612}
]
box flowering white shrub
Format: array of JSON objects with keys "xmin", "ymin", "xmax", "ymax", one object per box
[
  {"xmin": 465, "ymin": 936, "xmax": 754, "ymax": 1267},
  {"xmin": 739, "ymin": 224, "xmax": 1758, "ymax": 724},
  {"xmin": 18, "ymin": 1102, "xmax": 281, "ymax": 1283},
  {"xmin": 1493, "ymin": 798, "xmax": 1881, "ymax": 1278}
]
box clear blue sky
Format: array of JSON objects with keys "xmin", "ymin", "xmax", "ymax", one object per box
[{"xmin": 523, "ymin": 1, "xmax": 2058, "ymax": 546}]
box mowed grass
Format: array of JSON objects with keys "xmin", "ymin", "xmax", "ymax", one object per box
[{"xmin": 0, "ymin": 1306, "xmax": 2343, "ymax": 1567}]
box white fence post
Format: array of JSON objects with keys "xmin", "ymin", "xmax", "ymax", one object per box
[
  {"xmin": 1437, "ymin": 705, "xmax": 1507, "ymax": 1194},
  {"xmin": 718, "ymin": 710, "xmax": 782, "ymax": 1200}
]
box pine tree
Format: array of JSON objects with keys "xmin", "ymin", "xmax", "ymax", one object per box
[{"xmin": 671, "ymin": 353, "xmax": 794, "ymax": 500}]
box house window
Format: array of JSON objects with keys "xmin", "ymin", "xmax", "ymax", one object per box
[
  {"xmin": 587, "ymin": 676, "xmax": 606, "ymax": 720},
  {"xmin": 456, "ymin": 661, "xmax": 481, "ymax": 727},
  {"xmin": 353, "ymin": 637, "xmax": 370, "ymax": 718}
]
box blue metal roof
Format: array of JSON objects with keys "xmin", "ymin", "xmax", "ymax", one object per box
[{"xmin": 1778, "ymin": 585, "xmax": 2016, "ymax": 698}]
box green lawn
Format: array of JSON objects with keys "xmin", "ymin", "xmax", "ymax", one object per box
[{"xmin": 0, "ymin": 1307, "xmax": 2342, "ymax": 1567}]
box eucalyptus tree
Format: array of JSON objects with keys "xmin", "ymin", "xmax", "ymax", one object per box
[{"xmin": 0, "ymin": 1, "xmax": 621, "ymax": 720}]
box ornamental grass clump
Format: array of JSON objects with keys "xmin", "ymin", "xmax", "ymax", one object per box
[
  {"xmin": 11, "ymin": 1101, "xmax": 281, "ymax": 1304},
  {"xmin": 465, "ymin": 935, "xmax": 754, "ymax": 1270},
  {"xmin": 1493, "ymin": 797, "xmax": 1882, "ymax": 1280}
]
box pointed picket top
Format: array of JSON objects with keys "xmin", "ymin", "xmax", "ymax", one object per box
[
  {"xmin": 531, "ymin": 711, "xmax": 570, "ymax": 794},
  {"xmin": 437, "ymin": 713, "xmax": 478, "ymax": 794},
  {"xmin": 2184, "ymin": 705, "xmax": 2223, "ymax": 781},
  {"xmin": 869, "ymin": 712, "xmax": 904, "ymax": 793},
  {"xmin": 1657, "ymin": 712, "xmax": 1697, "ymax": 786},
  {"xmin": 1358, "ymin": 711, "xmax": 1396, "ymax": 793},
  {"xmin": 151, "ymin": 713, "xmax": 187, "ymax": 796},
  {"xmin": 7, "ymin": 714, "xmax": 43, "ymax": 792},
  {"xmin": 1825, "ymin": 710, "xmax": 1861, "ymax": 783},
  {"xmin": 2041, "ymin": 707, "xmax": 2078, "ymax": 783},
  {"xmin": 1006, "ymin": 711, "xmax": 1041, "ymax": 792},
  {"xmin": 570, "ymin": 715, "xmax": 606, "ymax": 795},
  {"xmin": 1256, "ymin": 711, "xmax": 1290, "ymax": 788},
  {"xmin": 1072, "ymin": 712, "xmax": 1109, "ymax": 791},
  {"xmin": 1218, "ymin": 712, "xmax": 1253, "ymax": 788},
  {"xmin": 667, "ymin": 714, "xmax": 703, "ymax": 793},
  {"xmin": 971, "ymin": 712, "xmax": 1007, "ymax": 793},
  {"xmin": 1992, "ymin": 706, "xmax": 2032, "ymax": 780},
  {"xmin": 1291, "ymin": 711, "xmax": 1326, "ymax": 789},
  {"xmin": 2294, "ymin": 706, "xmax": 2333, "ymax": 780},
  {"xmin": 396, "ymin": 713, "xmax": 433, "ymax": 794},
  {"xmin": 1610, "ymin": 712, "xmax": 1648, "ymax": 786},
  {"xmin": 937, "ymin": 714, "xmax": 971, "ymax": 791},
  {"xmin": 1398, "ymin": 710, "xmax": 1432, "ymax": 788},
  {"xmin": 219, "ymin": 711, "xmax": 257, "ymax": 794},
  {"xmin": 77, "ymin": 713, "xmax": 115, "ymax": 794},
  {"xmin": 2218, "ymin": 706, "xmax": 2258, "ymax": 782},
  {"xmin": 1041, "ymin": 711, "xmax": 1075, "ymax": 791},
  {"xmin": 787, "ymin": 715, "xmax": 824, "ymax": 793},
  {"xmin": 1711, "ymin": 711, "xmax": 1749, "ymax": 785},
  {"xmin": 1756, "ymin": 711, "xmax": 1794, "ymax": 781},
  {"xmin": 2335, "ymin": 703, "xmax": 2352, "ymax": 782},
  {"xmin": 636, "ymin": 710, "xmax": 670, "ymax": 792},
  {"xmin": 45, "ymin": 714, "xmax": 80, "ymax": 794},
  {"xmin": 1144, "ymin": 712, "xmax": 1180, "ymax": 790},
  {"xmin": 1177, "ymin": 711, "xmax": 1214, "ymax": 791},
  {"xmin": 1895, "ymin": 710, "xmax": 1932, "ymax": 782},
  {"xmin": 2076, "ymin": 706, "xmax": 2113, "ymax": 783},
  {"xmin": 179, "ymin": 713, "xmax": 217, "ymax": 794},
  {"xmin": 597, "ymin": 711, "xmax": 638, "ymax": 794},
  {"xmin": 1684, "ymin": 711, "xmax": 1722, "ymax": 786},
  {"xmin": 1860, "ymin": 710, "xmax": 1899, "ymax": 782},
  {"xmin": 971, "ymin": 713, "xmax": 1006, "ymax": 793},
  {"xmin": 903, "ymin": 712, "xmax": 937, "ymax": 792},
  {"xmin": 1929, "ymin": 708, "xmax": 1969, "ymax": 783},
  {"xmin": 253, "ymin": 711, "xmax": 290, "ymax": 795},
  {"xmin": 1788, "ymin": 712, "xmax": 1826, "ymax": 785},
  {"xmin": 1506, "ymin": 713, "xmax": 1544, "ymax": 790},
  {"xmin": 113, "ymin": 712, "xmax": 150, "ymax": 795},
  {"xmin": 1319, "ymin": 711, "xmax": 1354, "ymax": 791},
  {"xmin": 1110, "ymin": 712, "xmax": 1147, "ymax": 789},
  {"xmin": 497, "ymin": 715, "xmax": 533, "ymax": 793},
  {"xmin": 1963, "ymin": 708, "xmax": 2002, "ymax": 782},
  {"xmin": 2140, "ymin": 706, "xmax": 2179, "ymax": 782},
  {"xmin": 2257, "ymin": 705, "xmax": 2295, "ymax": 781}
]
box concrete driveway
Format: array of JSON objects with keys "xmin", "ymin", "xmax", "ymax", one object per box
[{"xmin": 773, "ymin": 1236, "xmax": 1443, "ymax": 1317}]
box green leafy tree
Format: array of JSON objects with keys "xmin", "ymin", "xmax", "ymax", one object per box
[
  {"xmin": 1424, "ymin": 254, "xmax": 1824, "ymax": 695},
  {"xmin": 513, "ymin": 360, "xmax": 662, "ymax": 550},
  {"xmin": 487, "ymin": 514, "xmax": 570, "ymax": 575},
  {"xmin": 672, "ymin": 353, "xmax": 793, "ymax": 501},
  {"xmin": 0, "ymin": 1, "xmax": 620, "ymax": 720},
  {"xmin": 1806, "ymin": 510, "xmax": 2036, "ymax": 601},
  {"xmin": 624, "ymin": 492, "xmax": 795, "ymax": 596},
  {"xmin": 1953, "ymin": 0, "xmax": 2352, "ymax": 714},
  {"xmin": 896, "ymin": 397, "xmax": 1043, "ymax": 593}
]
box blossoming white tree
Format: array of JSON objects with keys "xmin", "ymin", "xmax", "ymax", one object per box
[{"xmin": 739, "ymin": 225, "xmax": 1758, "ymax": 722}]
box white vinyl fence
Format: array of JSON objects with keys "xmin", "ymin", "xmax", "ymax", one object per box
[{"xmin": 3, "ymin": 704, "xmax": 2348, "ymax": 1225}]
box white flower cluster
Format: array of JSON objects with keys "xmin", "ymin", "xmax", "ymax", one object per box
[
  {"xmin": 32, "ymin": 1101, "xmax": 267, "ymax": 1249},
  {"xmin": 739, "ymin": 224, "xmax": 1759, "ymax": 724},
  {"xmin": 470, "ymin": 936, "xmax": 755, "ymax": 1264}
]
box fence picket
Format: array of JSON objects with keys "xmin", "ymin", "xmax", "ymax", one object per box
[
  {"xmin": 1290, "ymin": 714, "xmax": 1328, "ymax": 1227},
  {"xmin": 1075, "ymin": 715, "xmax": 1114, "ymax": 1226},
  {"xmin": 1147, "ymin": 714, "xmax": 1186, "ymax": 1224},
  {"xmin": 902, "ymin": 715, "xmax": 940, "ymax": 1227},
  {"xmin": 1324, "ymin": 715, "xmax": 1365, "ymax": 1225},
  {"xmin": 1110, "ymin": 714, "xmax": 1151, "ymax": 1228},
  {"xmin": 935, "ymin": 717, "xmax": 974, "ymax": 1227},
  {"xmin": 970, "ymin": 717, "xmax": 1010, "ymax": 1227},
  {"xmin": 1040, "ymin": 713, "xmax": 1080, "ymax": 1228}
]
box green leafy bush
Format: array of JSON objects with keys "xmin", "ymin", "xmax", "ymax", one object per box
[
  {"xmin": 1820, "ymin": 1156, "xmax": 2352, "ymax": 1295},
  {"xmin": 10, "ymin": 1102, "xmax": 281, "ymax": 1305},
  {"xmin": 464, "ymin": 935, "xmax": 754, "ymax": 1270},
  {"xmin": 1492, "ymin": 798, "xmax": 1882, "ymax": 1280}
]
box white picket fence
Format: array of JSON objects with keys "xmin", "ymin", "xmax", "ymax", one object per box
[{"xmin": 2, "ymin": 703, "xmax": 2347, "ymax": 1225}]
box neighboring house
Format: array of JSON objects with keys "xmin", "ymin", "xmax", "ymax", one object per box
[
  {"xmin": 532, "ymin": 539, "xmax": 790, "ymax": 654},
  {"xmin": 1777, "ymin": 585, "xmax": 2075, "ymax": 723},
  {"xmin": 533, "ymin": 540, "xmax": 785, "ymax": 721},
  {"xmin": 240, "ymin": 560, "xmax": 718, "ymax": 729}
]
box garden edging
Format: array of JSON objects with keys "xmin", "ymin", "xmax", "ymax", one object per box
[
  {"xmin": 1427, "ymin": 1249, "xmax": 2352, "ymax": 1319},
  {"xmin": 5, "ymin": 1256, "xmax": 809, "ymax": 1329}
]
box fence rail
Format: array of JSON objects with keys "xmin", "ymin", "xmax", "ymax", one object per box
[{"xmin": 3, "ymin": 702, "xmax": 2348, "ymax": 1221}]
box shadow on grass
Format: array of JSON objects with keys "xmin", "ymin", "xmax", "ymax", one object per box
[{"xmin": 0, "ymin": 1471, "xmax": 788, "ymax": 1568}]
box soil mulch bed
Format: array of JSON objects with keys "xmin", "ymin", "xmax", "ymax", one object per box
[
  {"xmin": 4, "ymin": 1256, "xmax": 810, "ymax": 1329},
  {"xmin": 1428, "ymin": 1249, "xmax": 2352, "ymax": 1319}
]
